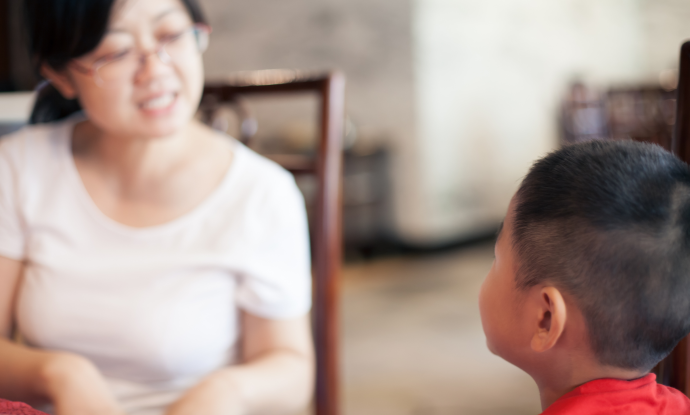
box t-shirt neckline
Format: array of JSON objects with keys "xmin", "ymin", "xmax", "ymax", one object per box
[
  {"xmin": 60, "ymin": 113, "xmax": 242, "ymax": 236},
  {"xmin": 565, "ymin": 373, "xmax": 655, "ymax": 397}
]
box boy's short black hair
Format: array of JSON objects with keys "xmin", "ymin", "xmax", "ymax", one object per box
[{"xmin": 513, "ymin": 140, "xmax": 690, "ymax": 371}]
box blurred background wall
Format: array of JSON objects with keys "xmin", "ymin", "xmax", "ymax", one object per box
[
  {"xmin": 4, "ymin": 0, "xmax": 690, "ymax": 247},
  {"xmin": 411, "ymin": 0, "xmax": 644, "ymax": 243},
  {"xmin": 194, "ymin": 0, "xmax": 690, "ymax": 247}
]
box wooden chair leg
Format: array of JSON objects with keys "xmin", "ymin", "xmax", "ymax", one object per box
[{"xmin": 313, "ymin": 72, "xmax": 345, "ymax": 415}]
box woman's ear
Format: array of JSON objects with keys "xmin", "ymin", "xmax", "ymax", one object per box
[
  {"xmin": 530, "ymin": 286, "xmax": 567, "ymax": 353},
  {"xmin": 41, "ymin": 64, "xmax": 78, "ymax": 100}
]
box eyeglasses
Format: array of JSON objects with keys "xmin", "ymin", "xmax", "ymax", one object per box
[{"xmin": 71, "ymin": 24, "xmax": 211, "ymax": 86}]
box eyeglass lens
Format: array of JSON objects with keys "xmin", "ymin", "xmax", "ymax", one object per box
[{"xmin": 95, "ymin": 27, "xmax": 208, "ymax": 84}]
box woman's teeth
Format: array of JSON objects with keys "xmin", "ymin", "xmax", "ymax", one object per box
[{"xmin": 141, "ymin": 93, "xmax": 175, "ymax": 110}]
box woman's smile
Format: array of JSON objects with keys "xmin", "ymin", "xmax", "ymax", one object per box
[{"xmin": 138, "ymin": 92, "xmax": 178, "ymax": 114}]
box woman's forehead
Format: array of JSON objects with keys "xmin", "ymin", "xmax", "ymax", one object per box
[{"xmin": 109, "ymin": 0, "xmax": 189, "ymax": 30}]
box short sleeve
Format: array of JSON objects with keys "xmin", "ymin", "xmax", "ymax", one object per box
[
  {"xmin": 0, "ymin": 139, "xmax": 26, "ymax": 260},
  {"xmin": 234, "ymin": 171, "xmax": 312, "ymax": 319}
]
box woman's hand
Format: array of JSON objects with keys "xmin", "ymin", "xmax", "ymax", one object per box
[
  {"xmin": 166, "ymin": 313, "xmax": 313, "ymax": 415},
  {"xmin": 0, "ymin": 256, "xmax": 122, "ymax": 414},
  {"xmin": 41, "ymin": 352, "xmax": 126, "ymax": 415},
  {"xmin": 164, "ymin": 373, "xmax": 243, "ymax": 415}
]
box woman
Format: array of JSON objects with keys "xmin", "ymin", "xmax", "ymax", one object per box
[{"xmin": 0, "ymin": 0, "xmax": 314, "ymax": 414}]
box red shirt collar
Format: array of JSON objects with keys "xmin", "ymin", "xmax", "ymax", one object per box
[{"xmin": 565, "ymin": 373, "xmax": 657, "ymax": 396}]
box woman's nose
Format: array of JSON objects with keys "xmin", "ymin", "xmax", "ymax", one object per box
[{"xmin": 135, "ymin": 48, "xmax": 174, "ymax": 83}]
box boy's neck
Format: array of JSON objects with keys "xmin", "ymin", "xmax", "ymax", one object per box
[{"xmin": 535, "ymin": 362, "xmax": 646, "ymax": 409}]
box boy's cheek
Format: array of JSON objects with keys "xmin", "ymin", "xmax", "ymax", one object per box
[
  {"xmin": 478, "ymin": 268, "xmax": 499, "ymax": 325},
  {"xmin": 478, "ymin": 280, "xmax": 490, "ymax": 329},
  {"xmin": 481, "ymin": 318, "xmax": 509, "ymax": 358},
  {"xmin": 478, "ymin": 282, "xmax": 499, "ymax": 354},
  {"xmin": 478, "ymin": 283, "xmax": 519, "ymax": 359}
]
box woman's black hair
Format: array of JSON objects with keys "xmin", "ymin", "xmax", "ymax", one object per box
[{"xmin": 24, "ymin": 0, "xmax": 207, "ymax": 124}]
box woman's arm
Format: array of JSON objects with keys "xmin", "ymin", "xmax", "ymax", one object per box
[
  {"xmin": 0, "ymin": 255, "xmax": 50, "ymax": 402},
  {"xmin": 0, "ymin": 255, "xmax": 125, "ymax": 415},
  {"xmin": 166, "ymin": 312, "xmax": 315, "ymax": 415}
]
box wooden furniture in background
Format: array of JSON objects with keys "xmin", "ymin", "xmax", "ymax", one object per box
[
  {"xmin": 674, "ymin": 42, "xmax": 690, "ymax": 163},
  {"xmin": 201, "ymin": 70, "xmax": 345, "ymax": 415},
  {"xmin": 559, "ymin": 84, "xmax": 675, "ymax": 148}
]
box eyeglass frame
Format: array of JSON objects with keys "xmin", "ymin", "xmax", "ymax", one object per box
[{"xmin": 69, "ymin": 23, "xmax": 211, "ymax": 86}]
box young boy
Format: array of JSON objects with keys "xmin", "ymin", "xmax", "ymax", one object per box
[{"xmin": 479, "ymin": 140, "xmax": 690, "ymax": 414}]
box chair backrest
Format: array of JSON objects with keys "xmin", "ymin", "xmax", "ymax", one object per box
[{"xmin": 201, "ymin": 70, "xmax": 345, "ymax": 415}]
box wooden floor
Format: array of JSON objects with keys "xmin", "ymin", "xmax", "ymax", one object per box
[{"xmin": 340, "ymin": 242, "xmax": 542, "ymax": 415}]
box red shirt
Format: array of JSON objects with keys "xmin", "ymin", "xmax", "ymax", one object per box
[
  {"xmin": 0, "ymin": 399, "xmax": 47, "ymax": 415},
  {"xmin": 542, "ymin": 374, "xmax": 690, "ymax": 414}
]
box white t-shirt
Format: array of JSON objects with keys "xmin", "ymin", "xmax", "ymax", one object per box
[{"xmin": 0, "ymin": 115, "xmax": 312, "ymax": 415}]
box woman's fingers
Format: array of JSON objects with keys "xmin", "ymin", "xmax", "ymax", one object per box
[{"xmin": 41, "ymin": 352, "xmax": 124, "ymax": 415}]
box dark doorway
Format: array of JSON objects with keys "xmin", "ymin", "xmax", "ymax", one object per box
[
  {"xmin": 0, "ymin": 0, "xmax": 12, "ymax": 91},
  {"xmin": 1, "ymin": 0, "xmax": 37, "ymax": 91}
]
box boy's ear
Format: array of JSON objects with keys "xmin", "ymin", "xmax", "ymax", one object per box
[
  {"xmin": 41, "ymin": 64, "xmax": 78, "ymax": 100},
  {"xmin": 530, "ymin": 286, "xmax": 567, "ymax": 353}
]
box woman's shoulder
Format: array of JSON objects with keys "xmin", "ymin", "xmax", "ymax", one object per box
[
  {"xmin": 218, "ymin": 141, "xmax": 306, "ymax": 213},
  {"xmin": 0, "ymin": 116, "xmax": 77, "ymax": 162},
  {"xmin": 232, "ymin": 141, "xmax": 300, "ymax": 190}
]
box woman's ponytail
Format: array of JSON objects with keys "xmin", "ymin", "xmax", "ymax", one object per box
[{"xmin": 29, "ymin": 83, "xmax": 82, "ymax": 124}]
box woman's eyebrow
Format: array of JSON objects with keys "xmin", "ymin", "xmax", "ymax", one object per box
[
  {"xmin": 106, "ymin": 8, "xmax": 185, "ymax": 34},
  {"xmin": 153, "ymin": 7, "xmax": 185, "ymax": 22}
]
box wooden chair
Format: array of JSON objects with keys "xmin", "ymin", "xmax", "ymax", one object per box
[
  {"xmin": 656, "ymin": 41, "xmax": 690, "ymax": 395},
  {"xmin": 200, "ymin": 70, "xmax": 345, "ymax": 415},
  {"xmin": 559, "ymin": 84, "xmax": 675, "ymax": 147}
]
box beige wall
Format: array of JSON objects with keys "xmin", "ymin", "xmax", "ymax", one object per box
[
  {"xmin": 406, "ymin": 0, "xmax": 690, "ymax": 244},
  {"xmin": 199, "ymin": 0, "xmax": 415, "ymax": 150},
  {"xmin": 198, "ymin": 0, "xmax": 690, "ymax": 244},
  {"xmin": 409, "ymin": 0, "xmax": 647, "ymax": 243},
  {"xmin": 643, "ymin": 0, "xmax": 690, "ymax": 75}
]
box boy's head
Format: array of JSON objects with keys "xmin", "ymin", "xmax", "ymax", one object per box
[{"xmin": 480, "ymin": 140, "xmax": 690, "ymax": 375}]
